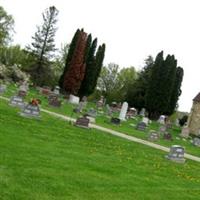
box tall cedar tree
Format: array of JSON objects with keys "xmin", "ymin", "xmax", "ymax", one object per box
[
  {"xmin": 59, "ymin": 29, "xmax": 80, "ymax": 89},
  {"xmin": 78, "ymin": 37, "xmax": 98, "ymax": 98},
  {"xmin": 145, "ymin": 51, "xmax": 183, "ymax": 119},
  {"xmin": 28, "ymin": 6, "xmax": 58, "ymax": 86},
  {"xmin": 89, "ymin": 44, "xmax": 106, "ymax": 94},
  {"xmin": 167, "ymin": 67, "xmax": 184, "ymax": 114},
  {"xmin": 145, "ymin": 51, "xmax": 164, "ymax": 119},
  {"xmin": 62, "ymin": 30, "xmax": 88, "ymax": 95}
]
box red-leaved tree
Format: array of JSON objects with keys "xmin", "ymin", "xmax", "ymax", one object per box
[{"xmin": 63, "ymin": 30, "xmax": 88, "ymax": 95}]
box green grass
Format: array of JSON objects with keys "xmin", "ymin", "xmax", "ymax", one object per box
[
  {"xmin": 1, "ymin": 94, "xmax": 200, "ymax": 199},
  {"xmin": 3, "ymin": 83, "xmax": 200, "ymax": 157}
]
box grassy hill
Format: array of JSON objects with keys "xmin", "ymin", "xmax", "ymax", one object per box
[{"xmin": 1, "ymin": 97, "xmax": 200, "ymax": 199}]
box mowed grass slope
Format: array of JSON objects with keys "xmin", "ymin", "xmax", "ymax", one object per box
[{"xmin": 0, "ymin": 100, "xmax": 200, "ymax": 200}]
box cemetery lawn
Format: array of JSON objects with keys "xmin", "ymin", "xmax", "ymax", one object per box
[
  {"xmin": 3, "ymin": 84, "xmax": 200, "ymax": 157},
  {"xmin": 1, "ymin": 99, "xmax": 200, "ymax": 200},
  {"xmin": 2, "ymin": 84, "xmax": 200, "ymax": 158}
]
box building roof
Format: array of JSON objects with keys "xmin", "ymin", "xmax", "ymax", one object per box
[{"xmin": 193, "ymin": 92, "xmax": 200, "ymax": 102}]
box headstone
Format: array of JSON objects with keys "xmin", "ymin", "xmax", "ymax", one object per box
[
  {"xmin": 97, "ymin": 96, "xmax": 105, "ymax": 108},
  {"xmin": 87, "ymin": 108, "xmax": 97, "ymax": 118},
  {"xmin": 139, "ymin": 108, "xmax": 145, "ymax": 117},
  {"xmin": 53, "ymin": 86, "xmax": 60, "ymax": 95},
  {"xmin": 73, "ymin": 101, "xmax": 85, "ymax": 113},
  {"xmin": 20, "ymin": 103, "xmax": 40, "ymax": 118},
  {"xmin": 106, "ymin": 104, "xmax": 113, "ymax": 116},
  {"xmin": 148, "ymin": 131, "xmax": 159, "ymax": 142},
  {"xmin": 193, "ymin": 137, "xmax": 200, "ymax": 147},
  {"xmin": 136, "ymin": 122, "xmax": 147, "ymax": 131},
  {"xmin": 180, "ymin": 127, "xmax": 190, "ymax": 138},
  {"xmin": 75, "ymin": 117, "xmax": 89, "ymax": 128},
  {"xmin": 110, "ymin": 117, "xmax": 121, "ymax": 125},
  {"xmin": 86, "ymin": 116, "xmax": 96, "ymax": 123},
  {"xmin": 163, "ymin": 132, "xmax": 173, "ymax": 141},
  {"xmin": 48, "ymin": 94, "xmax": 61, "ymax": 107},
  {"xmin": 165, "ymin": 145, "xmax": 185, "ymax": 163},
  {"xmin": 158, "ymin": 115, "xmax": 166, "ymax": 124},
  {"xmin": 166, "ymin": 122, "xmax": 172, "ymax": 130},
  {"xmin": 142, "ymin": 117, "xmax": 149, "ymax": 125},
  {"xmin": 159, "ymin": 125, "xmax": 167, "ymax": 135},
  {"xmin": 126, "ymin": 107, "xmax": 137, "ymax": 119},
  {"xmin": 41, "ymin": 86, "xmax": 51, "ymax": 96},
  {"xmin": 18, "ymin": 84, "xmax": 28, "ymax": 97},
  {"xmin": 9, "ymin": 96, "xmax": 25, "ymax": 108},
  {"xmin": 0, "ymin": 84, "xmax": 7, "ymax": 94},
  {"xmin": 119, "ymin": 102, "xmax": 128, "ymax": 121},
  {"xmin": 68, "ymin": 94, "xmax": 80, "ymax": 105}
]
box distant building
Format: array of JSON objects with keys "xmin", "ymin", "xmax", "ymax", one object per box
[{"xmin": 187, "ymin": 92, "xmax": 200, "ymax": 136}]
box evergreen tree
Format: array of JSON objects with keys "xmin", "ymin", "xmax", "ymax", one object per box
[
  {"xmin": 90, "ymin": 44, "xmax": 106, "ymax": 94},
  {"xmin": 78, "ymin": 37, "xmax": 98, "ymax": 97},
  {"xmin": 27, "ymin": 6, "xmax": 58, "ymax": 86},
  {"xmin": 126, "ymin": 56, "xmax": 153, "ymax": 110},
  {"xmin": 167, "ymin": 67, "xmax": 184, "ymax": 115},
  {"xmin": 145, "ymin": 51, "xmax": 164, "ymax": 119}
]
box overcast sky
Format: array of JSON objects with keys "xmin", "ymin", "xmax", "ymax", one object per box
[{"xmin": 1, "ymin": 0, "xmax": 200, "ymax": 112}]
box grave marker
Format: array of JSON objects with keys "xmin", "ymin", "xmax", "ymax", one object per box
[
  {"xmin": 75, "ymin": 117, "xmax": 89, "ymax": 128},
  {"xmin": 165, "ymin": 145, "xmax": 185, "ymax": 163}
]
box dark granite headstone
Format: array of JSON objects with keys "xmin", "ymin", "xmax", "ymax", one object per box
[
  {"xmin": 75, "ymin": 117, "xmax": 89, "ymax": 128},
  {"xmin": 136, "ymin": 122, "xmax": 146, "ymax": 131},
  {"xmin": 110, "ymin": 117, "xmax": 121, "ymax": 125},
  {"xmin": 165, "ymin": 145, "xmax": 185, "ymax": 163},
  {"xmin": 48, "ymin": 95, "xmax": 61, "ymax": 107},
  {"xmin": 163, "ymin": 132, "xmax": 173, "ymax": 141}
]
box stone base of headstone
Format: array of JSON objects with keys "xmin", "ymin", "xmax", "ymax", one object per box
[
  {"xmin": 86, "ymin": 116, "xmax": 96, "ymax": 123},
  {"xmin": 165, "ymin": 155, "xmax": 185, "ymax": 163}
]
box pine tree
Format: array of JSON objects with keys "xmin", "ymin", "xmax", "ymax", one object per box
[{"xmin": 28, "ymin": 6, "xmax": 58, "ymax": 86}]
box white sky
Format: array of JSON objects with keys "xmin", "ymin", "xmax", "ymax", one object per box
[{"xmin": 1, "ymin": 0, "xmax": 200, "ymax": 112}]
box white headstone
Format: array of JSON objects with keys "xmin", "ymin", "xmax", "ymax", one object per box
[
  {"xmin": 53, "ymin": 86, "xmax": 60, "ymax": 95},
  {"xmin": 142, "ymin": 117, "xmax": 149, "ymax": 125},
  {"xmin": 158, "ymin": 115, "xmax": 165, "ymax": 124},
  {"xmin": 68, "ymin": 94, "xmax": 80, "ymax": 105},
  {"xmin": 119, "ymin": 102, "xmax": 128, "ymax": 121}
]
